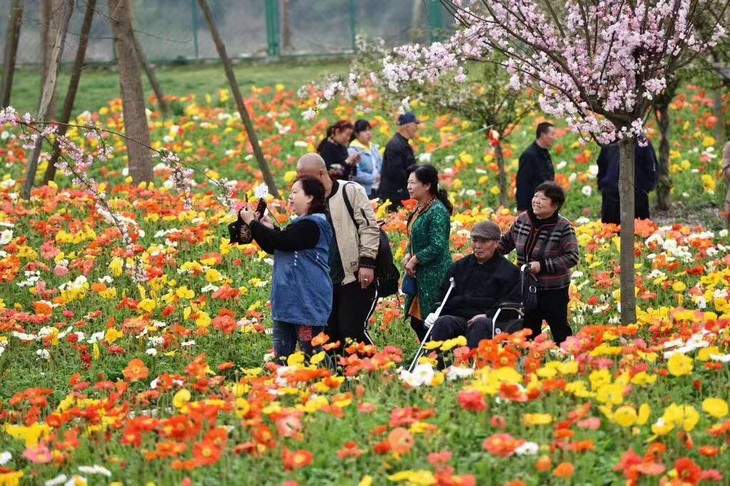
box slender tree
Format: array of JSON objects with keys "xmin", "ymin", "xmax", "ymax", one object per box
[
  {"xmin": 131, "ymin": 30, "xmax": 169, "ymax": 117},
  {"xmin": 43, "ymin": 0, "xmax": 97, "ymax": 184},
  {"xmin": 652, "ymin": 77, "xmax": 680, "ymax": 211},
  {"xmin": 39, "ymin": 0, "xmax": 67, "ymax": 118},
  {"xmin": 197, "ymin": 0, "xmax": 280, "ymax": 198},
  {"xmin": 22, "ymin": 0, "xmax": 73, "ymax": 199},
  {"xmin": 109, "ymin": 0, "xmax": 154, "ymax": 183},
  {"xmin": 1, "ymin": 0, "xmax": 24, "ymax": 108}
]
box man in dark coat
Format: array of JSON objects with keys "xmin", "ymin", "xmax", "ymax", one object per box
[
  {"xmin": 379, "ymin": 112, "xmax": 419, "ymax": 211},
  {"xmin": 425, "ymin": 221, "xmax": 522, "ymax": 349},
  {"xmin": 596, "ymin": 136, "xmax": 658, "ymax": 224},
  {"xmin": 515, "ymin": 122, "xmax": 556, "ymax": 211}
]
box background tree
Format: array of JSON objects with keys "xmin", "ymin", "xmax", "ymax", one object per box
[
  {"xmin": 109, "ymin": 0, "xmax": 154, "ymax": 184},
  {"xmin": 21, "ymin": 0, "xmax": 72, "ymax": 199},
  {"xmin": 652, "ymin": 76, "xmax": 680, "ymax": 211},
  {"xmin": 0, "ymin": 0, "xmax": 24, "ymax": 108},
  {"xmin": 43, "ymin": 0, "xmax": 97, "ymax": 184},
  {"xmin": 39, "ymin": 0, "xmax": 68, "ymax": 118},
  {"xmin": 197, "ymin": 0, "xmax": 280, "ymax": 198}
]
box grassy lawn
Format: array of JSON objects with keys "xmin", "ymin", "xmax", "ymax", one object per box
[{"xmin": 7, "ymin": 58, "xmax": 350, "ymax": 115}]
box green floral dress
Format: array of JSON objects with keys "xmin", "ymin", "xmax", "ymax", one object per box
[{"xmin": 404, "ymin": 200, "xmax": 453, "ymax": 320}]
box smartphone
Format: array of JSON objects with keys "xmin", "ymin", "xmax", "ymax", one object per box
[{"xmin": 255, "ymin": 197, "xmax": 267, "ymax": 220}]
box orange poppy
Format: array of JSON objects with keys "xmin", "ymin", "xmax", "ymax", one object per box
[
  {"xmin": 122, "ymin": 359, "xmax": 149, "ymax": 382},
  {"xmin": 482, "ymin": 433, "xmax": 523, "ymax": 458},
  {"xmin": 388, "ymin": 427, "xmax": 414, "ymax": 455},
  {"xmin": 192, "ymin": 440, "xmax": 222, "ymax": 467},
  {"xmin": 282, "ymin": 448, "xmax": 313, "ymax": 471},
  {"xmin": 553, "ymin": 462, "xmax": 575, "ymax": 478}
]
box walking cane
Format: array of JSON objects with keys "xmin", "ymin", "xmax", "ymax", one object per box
[{"xmin": 408, "ymin": 277, "xmax": 455, "ymax": 372}]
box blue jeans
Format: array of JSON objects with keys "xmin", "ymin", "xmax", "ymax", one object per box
[{"xmin": 272, "ymin": 321, "xmax": 317, "ymax": 361}]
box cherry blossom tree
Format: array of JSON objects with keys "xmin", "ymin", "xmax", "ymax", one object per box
[{"xmin": 352, "ymin": 0, "xmax": 727, "ymax": 324}]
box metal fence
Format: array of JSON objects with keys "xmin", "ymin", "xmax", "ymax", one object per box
[{"xmin": 1, "ymin": 0, "xmax": 453, "ymax": 65}]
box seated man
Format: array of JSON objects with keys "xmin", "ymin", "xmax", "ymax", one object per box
[{"xmin": 425, "ymin": 221, "xmax": 522, "ymax": 349}]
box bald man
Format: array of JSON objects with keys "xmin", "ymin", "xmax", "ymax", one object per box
[{"xmin": 296, "ymin": 153, "xmax": 380, "ymax": 347}]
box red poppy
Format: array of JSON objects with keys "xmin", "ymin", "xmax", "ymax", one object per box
[
  {"xmin": 457, "ymin": 390, "xmax": 487, "ymax": 412},
  {"xmin": 336, "ymin": 441, "xmax": 365, "ymax": 460},
  {"xmin": 674, "ymin": 457, "xmax": 702, "ymax": 485}
]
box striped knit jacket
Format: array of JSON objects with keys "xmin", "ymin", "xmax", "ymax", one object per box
[{"xmin": 498, "ymin": 210, "xmax": 580, "ymax": 291}]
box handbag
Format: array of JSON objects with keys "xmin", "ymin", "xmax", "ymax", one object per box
[
  {"xmin": 227, "ymin": 215, "xmax": 253, "ymax": 245},
  {"xmin": 521, "ymin": 266, "xmax": 538, "ymax": 314},
  {"xmin": 401, "ymin": 274, "xmax": 417, "ymax": 296}
]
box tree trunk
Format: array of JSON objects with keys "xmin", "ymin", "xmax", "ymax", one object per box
[
  {"xmin": 654, "ymin": 103, "xmax": 672, "ymax": 211},
  {"xmin": 1, "ymin": 0, "xmax": 24, "ymax": 108},
  {"xmin": 494, "ymin": 142, "xmax": 508, "ymax": 207},
  {"xmin": 40, "ymin": 0, "xmax": 64, "ymax": 118},
  {"xmin": 131, "ymin": 29, "xmax": 169, "ymax": 116},
  {"xmin": 109, "ymin": 0, "xmax": 153, "ymax": 184},
  {"xmin": 712, "ymin": 86, "xmax": 725, "ymax": 145},
  {"xmin": 43, "ymin": 0, "xmax": 96, "ymax": 185},
  {"xmin": 722, "ymin": 142, "xmax": 730, "ymax": 229},
  {"xmin": 197, "ymin": 0, "xmax": 280, "ymax": 198},
  {"xmin": 410, "ymin": 0, "xmax": 424, "ymax": 42},
  {"xmin": 22, "ymin": 0, "xmax": 73, "ymax": 200},
  {"xmin": 618, "ymin": 137, "xmax": 636, "ymax": 324}
]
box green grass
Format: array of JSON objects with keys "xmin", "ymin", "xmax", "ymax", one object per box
[{"xmin": 6, "ymin": 59, "xmax": 350, "ymax": 115}]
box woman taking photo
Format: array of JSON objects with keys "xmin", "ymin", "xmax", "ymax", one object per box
[
  {"xmin": 239, "ymin": 177, "xmax": 333, "ymax": 360},
  {"xmin": 317, "ymin": 120, "xmax": 360, "ymax": 181},
  {"xmin": 498, "ymin": 181, "xmax": 579, "ymax": 345},
  {"xmin": 402, "ymin": 164, "xmax": 453, "ymax": 341},
  {"xmin": 348, "ymin": 119, "xmax": 382, "ymax": 198}
]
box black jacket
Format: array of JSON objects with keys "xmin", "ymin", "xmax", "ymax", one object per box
[
  {"xmin": 379, "ymin": 133, "xmax": 415, "ymax": 207},
  {"xmin": 597, "ymin": 139, "xmax": 658, "ymax": 194},
  {"xmin": 516, "ymin": 142, "xmax": 554, "ymax": 211},
  {"xmin": 435, "ymin": 254, "xmax": 522, "ymax": 319},
  {"xmin": 319, "ymin": 140, "xmax": 355, "ymax": 180}
]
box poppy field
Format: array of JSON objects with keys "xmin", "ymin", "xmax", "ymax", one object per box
[{"xmin": 0, "ymin": 82, "xmax": 729, "ymax": 485}]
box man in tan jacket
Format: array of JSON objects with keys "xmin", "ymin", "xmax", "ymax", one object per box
[{"xmin": 297, "ymin": 153, "xmax": 380, "ymax": 347}]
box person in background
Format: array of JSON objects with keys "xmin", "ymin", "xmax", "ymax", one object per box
[
  {"xmin": 348, "ymin": 119, "xmax": 382, "ymax": 199},
  {"xmin": 596, "ymin": 136, "xmax": 658, "ymax": 224},
  {"xmin": 295, "ymin": 153, "xmax": 380, "ymax": 348},
  {"xmin": 403, "ymin": 164, "xmax": 453, "ymax": 342},
  {"xmin": 317, "ymin": 120, "xmax": 360, "ymax": 181},
  {"xmin": 499, "ymin": 182, "xmax": 579, "ymax": 345},
  {"xmin": 515, "ymin": 122, "xmax": 556, "ymax": 211},
  {"xmin": 239, "ymin": 177, "xmax": 332, "ymax": 361},
  {"xmin": 379, "ymin": 112, "xmax": 420, "ymax": 211}
]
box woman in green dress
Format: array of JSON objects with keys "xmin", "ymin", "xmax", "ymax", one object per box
[{"xmin": 403, "ymin": 164, "xmax": 453, "ymax": 341}]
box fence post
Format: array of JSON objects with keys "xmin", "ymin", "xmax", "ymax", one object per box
[
  {"xmin": 428, "ymin": 0, "xmax": 444, "ymax": 43},
  {"xmin": 349, "ymin": 0, "xmax": 356, "ymax": 53},
  {"xmin": 191, "ymin": 0, "xmax": 200, "ymax": 59},
  {"xmin": 265, "ymin": 0, "xmax": 280, "ymax": 59}
]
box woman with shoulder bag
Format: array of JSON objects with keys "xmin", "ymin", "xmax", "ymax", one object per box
[{"xmin": 498, "ymin": 182, "xmax": 579, "ymax": 345}]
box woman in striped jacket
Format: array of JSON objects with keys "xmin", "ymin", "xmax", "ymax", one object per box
[{"xmin": 498, "ymin": 181, "xmax": 579, "ymax": 345}]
